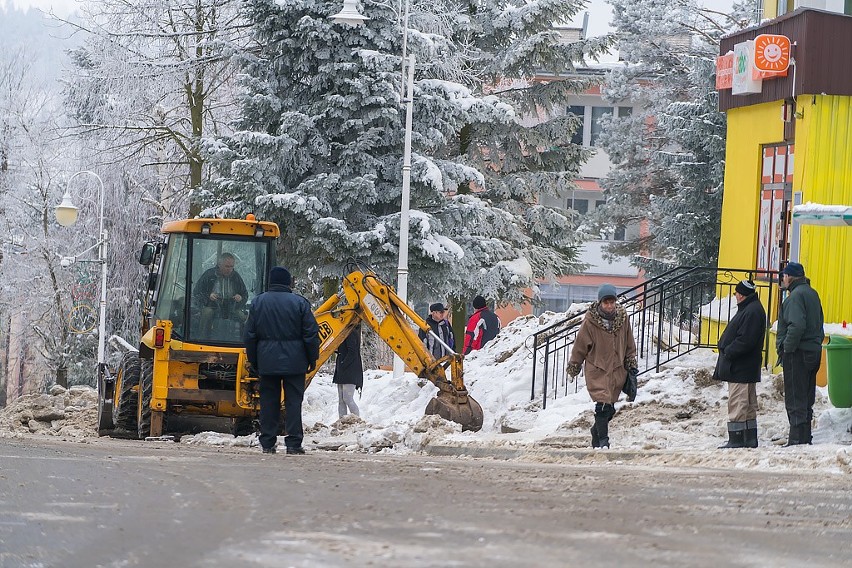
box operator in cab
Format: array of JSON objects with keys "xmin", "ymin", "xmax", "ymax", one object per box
[{"xmin": 195, "ymin": 252, "xmax": 249, "ymax": 336}]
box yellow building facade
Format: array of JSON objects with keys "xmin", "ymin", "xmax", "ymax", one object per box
[{"xmin": 717, "ymin": 9, "xmax": 852, "ymax": 326}]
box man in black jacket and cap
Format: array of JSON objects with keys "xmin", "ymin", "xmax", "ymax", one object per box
[
  {"xmin": 244, "ymin": 267, "xmax": 319, "ymax": 454},
  {"xmin": 713, "ymin": 280, "xmax": 766, "ymax": 449}
]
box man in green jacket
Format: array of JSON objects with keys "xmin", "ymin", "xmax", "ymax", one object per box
[{"xmin": 776, "ymin": 262, "xmax": 824, "ymax": 446}]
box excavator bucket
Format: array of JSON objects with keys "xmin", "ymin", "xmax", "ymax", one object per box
[{"xmin": 425, "ymin": 390, "xmax": 484, "ymax": 432}]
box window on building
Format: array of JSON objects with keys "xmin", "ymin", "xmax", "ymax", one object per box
[
  {"xmin": 571, "ymin": 198, "xmax": 588, "ymax": 215},
  {"xmin": 570, "ymin": 286, "xmax": 599, "ymax": 303},
  {"xmin": 568, "ymin": 105, "xmax": 585, "ymax": 146},
  {"xmin": 534, "ymin": 284, "xmax": 631, "ymax": 316},
  {"xmin": 537, "ymin": 296, "xmax": 571, "ymax": 315},
  {"xmin": 614, "ymin": 225, "xmax": 626, "ymax": 241},
  {"xmin": 590, "ymin": 107, "xmax": 613, "ymax": 147},
  {"xmin": 617, "ymin": 106, "xmax": 633, "ymax": 118},
  {"xmin": 595, "ymin": 200, "xmax": 606, "ymax": 210},
  {"xmin": 534, "ymin": 283, "xmax": 570, "ymax": 316}
]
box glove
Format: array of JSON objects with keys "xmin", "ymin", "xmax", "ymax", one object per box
[
  {"xmin": 623, "ymin": 368, "xmax": 638, "ymax": 402},
  {"xmin": 307, "ymin": 361, "xmax": 316, "ymax": 373},
  {"xmin": 566, "ymin": 361, "xmax": 581, "ymax": 382}
]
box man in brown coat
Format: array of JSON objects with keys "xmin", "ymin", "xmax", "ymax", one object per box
[{"xmin": 566, "ymin": 284, "xmax": 638, "ymax": 448}]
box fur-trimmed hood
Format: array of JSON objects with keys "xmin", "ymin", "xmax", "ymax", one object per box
[{"xmin": 585, "ymin": 301, "xmax": 629, "ymax": 334}]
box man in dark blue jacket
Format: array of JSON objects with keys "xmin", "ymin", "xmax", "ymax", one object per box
[{"xmin": 244, "ymin": 267, "xmax": 319, "ymax": 454}]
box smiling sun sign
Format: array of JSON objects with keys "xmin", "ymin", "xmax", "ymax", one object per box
[{"xmin": 754, "ymin": 34, "xmax": 791, "ymax": 72}]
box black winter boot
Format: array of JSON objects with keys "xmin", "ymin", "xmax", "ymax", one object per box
[
  {"xmin": 718, "ymin": 421, "xmax": 746, "ymax": 449},
  {"xmin": 784, "ymin": 424, "xmax": 810, "ymax": 446},
  {"xmin": 743, "ymin": 419, "xmax": 758, "ymax": 448},
  {"xmin": 593, "ymin": 406, "xmax": 610, "ymax": 449},
  {"xmin": 590, "ymin": 426, "xmax": 600, "ymax": 448}
]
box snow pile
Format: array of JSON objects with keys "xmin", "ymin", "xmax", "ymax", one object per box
[{"xmin": 0, "ymin": 385, "xmax": 97, "ymax": 440}]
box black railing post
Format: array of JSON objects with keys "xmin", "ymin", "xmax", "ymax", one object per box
[
  {"xmin": 541, "ymin": 343, "xmax": 550, "ymax": 410},
  {"xmin": 656, "ymin": 285, "xmax": 665, "ymax": 373},
  {"xmin": 530, "ymin": 337, "xmax": 538, "ymax": 402}
]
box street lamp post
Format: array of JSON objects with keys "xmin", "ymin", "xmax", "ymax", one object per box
[
  {"xmin": 55, "ymin": 170, "xmax": 109, "ymax": 385},
  {"xmin": 331, "ymin": 0, "xmax": 415, "ymax": 379}
]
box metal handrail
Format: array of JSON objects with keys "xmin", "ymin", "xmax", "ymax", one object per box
[{"xmin": 530, "ymin": 266, "xmax": 780, "ymax": 408}]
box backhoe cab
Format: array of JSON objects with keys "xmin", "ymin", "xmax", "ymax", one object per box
[{"xmin": 95, "ymin": 216, "xmax": 483, "ymax": 439}]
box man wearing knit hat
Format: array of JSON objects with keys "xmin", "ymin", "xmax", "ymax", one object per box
[
  {"xmin": 713, "ymin": 280, "xmax": 766, "ymax": 448},
  {"xmin": 566, "ymin": 283, "xmax": 637, "ymax": 448},
  {"xmin": 777, "ymin": 261, "xmax": 824, "ymax": 446},
  {"xmin": 244, "ymin": 266, "xmax": 319, "ymax": 455},
  {"xmin": 463, "ymin": 295, "xmax": 500, "ymax": 354}
]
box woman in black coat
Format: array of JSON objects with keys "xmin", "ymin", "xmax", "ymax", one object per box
[
  {"xmin": 713, "ymin": 280, "xmax": 766, "ymax": 449},
  {"xmin": 333, "ymin": 325, "xmax": 364, "ymax": 419}
]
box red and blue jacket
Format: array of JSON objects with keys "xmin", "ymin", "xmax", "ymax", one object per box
[{"xmin": 463, "ymin": 307, "xmax": 500, "ymax": 354}]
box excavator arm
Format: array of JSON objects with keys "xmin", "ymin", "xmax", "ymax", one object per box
[{"xmin": 307, "ymin": 270, "xmax": 483, "ymax": 431}]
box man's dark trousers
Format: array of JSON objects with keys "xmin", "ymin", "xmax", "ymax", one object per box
[
  {"xmin": 782, "ymin": 350, "xmax": 820, "ymax": 428},
  {"xmin": 259, "ymin": 374, "xmax": 306, "ymax": 451}
]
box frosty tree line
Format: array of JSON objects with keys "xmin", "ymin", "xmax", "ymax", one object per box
[{"xmin": 0, "ymin": 0, "xmax": 754, "ymax": 390}]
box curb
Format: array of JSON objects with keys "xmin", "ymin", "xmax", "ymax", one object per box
[{"xmin": 422, "ymin": 443, "xmax": 647, "ymax": 462}]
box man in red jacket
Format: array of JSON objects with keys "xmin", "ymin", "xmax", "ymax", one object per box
[{"xmin": 463, "ymin": 295, "xmax": 501, "ymax": 354}]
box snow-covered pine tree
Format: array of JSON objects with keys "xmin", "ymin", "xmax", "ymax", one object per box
[
  {"xmin": 201, "ymin": 0, "xmax": 612, "ymax": 305},
  {"xmin": 593, "ymin": 0, "xmax": 753, "ymax": 273}
]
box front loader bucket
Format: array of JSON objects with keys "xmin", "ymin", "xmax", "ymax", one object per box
[{"xmin": 425, "ymin": 390, "xmax": 484, "ymax": 432}]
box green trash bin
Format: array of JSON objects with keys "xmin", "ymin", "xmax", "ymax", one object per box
[{"xmin": 824, "ymin": 335, "xmax": 852, "ymax": 408}]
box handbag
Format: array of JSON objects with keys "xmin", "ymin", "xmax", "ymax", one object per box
[{"xmin": 622, "ymin": 368, "xmax": 638, "ymax": 402}]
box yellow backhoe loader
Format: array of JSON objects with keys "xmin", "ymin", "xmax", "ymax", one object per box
[{"xmin": 96, "ymin": 216, "xmax": 483, "ymax": 439}]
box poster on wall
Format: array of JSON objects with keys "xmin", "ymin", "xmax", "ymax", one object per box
[
  {"xmin": 757, "ymin": 189, "xmax": 772, "ymax": 271},
  {"xmin": 769, "ymin": 189, "xmax": 785, "ymax": 271},
  {"xmin": 756, "ymin": 144, "xmax": 794, "ymax": 273}
]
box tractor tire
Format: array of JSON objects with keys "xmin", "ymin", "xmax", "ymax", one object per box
[
  {"xmin": 113, "ymin": 352, "xmax": 140, "ymax": 432},
  {"xmin": 137, "ymin": 359, "xmax": 154, "ymax": 439}
]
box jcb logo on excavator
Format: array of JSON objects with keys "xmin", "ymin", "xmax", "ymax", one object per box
[{"xmin": 318, "ymin": 321, "xmax": 334, "ymax": 343}]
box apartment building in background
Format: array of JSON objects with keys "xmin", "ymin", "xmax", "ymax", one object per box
[{"xmin": 496, "ymin": 20, "xmax": 645, "ymax": 324}]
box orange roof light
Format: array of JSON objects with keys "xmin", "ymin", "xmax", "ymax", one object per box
[{"xmin": 246, "ymin": 213, "xmax": 256, "ymax": 221}]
